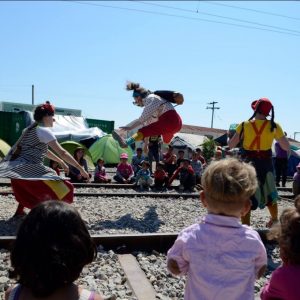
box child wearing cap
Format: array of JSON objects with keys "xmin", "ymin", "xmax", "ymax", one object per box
[
  {"xmin": 167, "ymin": 158, "xmax": 267, "ymax": 300},
  {"xmin": 169, "ymin": 158, "xmax": 196, "ymax": 192},
  {"xmin": 94, "ymin": 158, "xmax": 111, "ymax": 183},
  {"xmin": 228, "ymin": 98, "xmax": 290, "ymax": 227},
  {"xmin": 135, "ymin": 160, "xmax": 153, "ymax": 191},
  {"xmin": 113, "ymin": 153, "xmax": 135, "ymax": 184},
  {"xmin": 292, "ymin": 163, "xmax": 300, "ymax": 197}
]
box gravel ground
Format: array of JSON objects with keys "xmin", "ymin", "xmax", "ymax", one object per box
[{"xmin": 0, "ymin": 183, "xmax": 294, "ymax": 299}]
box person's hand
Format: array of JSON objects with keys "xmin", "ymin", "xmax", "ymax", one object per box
[
  {"xmin": 80, "ymin": 169, "xmax": 90, "ymax": 181},
  {"xmin": 77, "ymin": 174, "xmax": 82, "ymax": 180}
]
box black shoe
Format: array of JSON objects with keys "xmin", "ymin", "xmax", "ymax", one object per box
[{"xmin": 275, "ymin": 183, "xmax": 280, "ymax": 187}]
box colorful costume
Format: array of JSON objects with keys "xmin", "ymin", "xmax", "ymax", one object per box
[
  {"xmin": 236, "ymin": 119, "xmax": 284, "ymax": 210},
  {"xmin": 0, "ymin": 125, "xmax": 73, "ymax": 212}
]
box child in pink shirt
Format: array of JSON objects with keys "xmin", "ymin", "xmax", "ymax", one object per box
[
  {"xmin": 167, "ymin": 158, "xmax": 267, "ymax": 300},
  {"xmin": 113, "ymin": 153, "xmax": 134, "ymax": 184},
  {"xmin": 260, "ymin": 195, "xmax": 300, "ymax": 300}
]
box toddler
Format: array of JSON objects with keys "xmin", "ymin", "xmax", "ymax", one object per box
[
  {"xmin": 135, "ymin": 160, "xmax": 153, "ymax": 191},
  {"xmin": 190, "ymin": 151, "xmax": 202, "ymax": 184},
  {"xmin": 167, "ymin": 158, "xmax": 267, "ymax": 300},
  {"xmin": 260, "ymin": 195, "xmax": 300, "ymax": 300},
  {"xmin": 94, "ymin": 158, "xmax": 111, "ymax": 183},
  {"xmin": 5, "ymin": 200, "xmax": 103, "ymax": 300}
]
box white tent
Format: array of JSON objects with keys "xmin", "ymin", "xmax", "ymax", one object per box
[
  {"xmin": 23, "ymin": 111, "xmax": 106, "ymax": 142},
  {"xmin": 170, "ymin": 133, "xmax": 208, "ymax": 150}
]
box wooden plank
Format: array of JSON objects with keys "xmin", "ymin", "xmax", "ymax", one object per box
[{"xmin": 118, "ymin": 254, "xmax": 156, "ymax": 300}]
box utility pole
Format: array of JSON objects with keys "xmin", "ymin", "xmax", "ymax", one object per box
[
  {"xmin": 206, "ymin": 101, "xmax": 220, "ymax": 128},
  {"xmin": 31, "ymin": 84, "xmax": 34, "ymax": 105}
]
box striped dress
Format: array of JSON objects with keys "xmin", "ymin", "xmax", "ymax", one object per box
[
  {"xmin": 0, "ymin": 125, "xmax": 73, "ymax": 210},
  {"xmin": 0, "ymin": 125, "xmax": 61, "ymax": 180}
]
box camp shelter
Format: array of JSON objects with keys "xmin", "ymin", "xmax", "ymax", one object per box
[
  {"xmin": 0, "ymin": 139, "xmax": 11, "ymax": 159},
  {"xmin": 89, "ymin": 134, "xmax": 133, "ymax": 165},
  {"xmin": 60, "ymin": 141, "xmax": 94, "ymax": 169}
]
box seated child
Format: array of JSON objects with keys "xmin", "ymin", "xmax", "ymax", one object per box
[
  {"xmin": 131, "ymin": 147, "xmax": 145, "ymax": 176},
  {"xmin": 190, "ymin": 151, "xmax": 202, "ymax": 184},
  {"xmin": 169, "ymin": 158, "xmax": 196, "ymax": 192},
  {"xmin": 94, "ymin": 158, "xmax": 111, "ymax": 183},
  {"xmin": 135, "ymin": 160, "xmax": 153, "ymax": 191},
  {"xmin": 167, "ymin": 158, "xmax": 267, "ymax": 300},
  {"xmin": 260, "ymin": 195, "xmax": 300, "ymax": 300},
  {"xmin": 153, "ymin": 161, "xmax": 169, "ymax": 191},
  {"xmin": 5, "ymin": 200, "xmax": 103, "ymax": 300},
  {"xmin": 292, "ymin": 163, "xmax": 300, "ymax": 196},
  {"xmin": 113, "ymin": 153, "xmax": 135, "ymax": 184}
]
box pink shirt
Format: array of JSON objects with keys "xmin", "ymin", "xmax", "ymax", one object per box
[
  {"xmin": 260, "ymin": 265, "xmax": 300, "ymax": 300},
  {"xmin": 167, "ymin": 214, "xmax": 267, "ymax": 300}
]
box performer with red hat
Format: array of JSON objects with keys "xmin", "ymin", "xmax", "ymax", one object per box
[
  {"xmin": 228, "ymin": 98, "xmax": 290, "ymax": 227},
  {"xmin": 0, "ymin": 101, "xmax": 90, "ymax": 217}
]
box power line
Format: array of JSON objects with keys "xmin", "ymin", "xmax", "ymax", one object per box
[
  {"xmin": 136, "ymin": 1, "xmax": 300, "ymax": 35},
  {"xmin": 66, "ymin": 1, "xmax": 300, "ymax": 37},
  {"xmin": 202, "ymin": 1, "xmax": 300, "ymax": 22}
]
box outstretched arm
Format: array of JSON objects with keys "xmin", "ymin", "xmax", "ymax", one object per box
[
  {"xmin": 48, "ymin": 140, "xmax": 90, "ymax": 179},
  {"xmin": 228, "ymin": 132, "xmax": 241, "ymax": 149}
]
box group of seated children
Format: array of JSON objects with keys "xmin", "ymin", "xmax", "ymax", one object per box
[{"xmin": 7, "ymin": 158, "xmax": 300, "ymax": 300}]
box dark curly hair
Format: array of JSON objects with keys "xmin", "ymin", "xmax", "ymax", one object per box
[
  {"xmin": 9, "ymin": 200, "xmax": 97, "ymax": 297},
  {"xmin": 34, "ymin": 101, "xmax": 55, "ymax": 122},
  {"xmin": 125, "ymin": 81, "xmax": 150, "ymax": 98}
]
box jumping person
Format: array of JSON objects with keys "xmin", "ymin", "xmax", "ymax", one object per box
[
  {"xmin": 228, "ymin": 98, "xmax": 290, "ymax": 227},
  {"xmin": 0, "ymin": 101, "xmax": 90, "ymax": 217},
  {"xmin": 113, "ymin": 81, "xmax": 182, "ymax": 148}
]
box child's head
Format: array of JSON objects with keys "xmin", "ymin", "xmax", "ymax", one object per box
[
  {"xmin": 136, "ymin": 148, "xmax": 143, "ymax": 156},
  {"xmin": 200, "ymin": 158, "xmax": 257, "ymax": 217},
  {"xmin": 120, "ymin": 152, "xmax": 128, "ymax": 163},
  {"xmin": 97, "ymin": 158, "xmax": 104, "ymax": 166},
  {"xmin": 192, "ymin": 151, "xmax": 198, "ymax": 160},
  {"xmin": 178, "ymin": 150, "xmax": 184, "ymax": 158},
  {"xmin": 156, "ymin": 161, "xmax": 164, "ymax": 171},
  {"xmin": 49, "ymin": 160, "xmax": 59, "ymax": 169},
  {"xmin": 182, "ymin": 158, "xmax": 191, "ymax": 169},
  {"xmin": 277, "ymin": 195, "xmax": 300, "ymax": 265},
  {"xmin": 141, "ymin": 160, "xmax": 150, "ymax": 169},
  {"xmin": 9, "ymin": 201, "xmax": 97, "ymax": 298},
  {"xmin": 296, "ymin": 163, "xmax": 300, "ymax": 173}
]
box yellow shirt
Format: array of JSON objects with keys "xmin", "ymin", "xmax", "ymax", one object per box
[{"xmin": 236, "ymin": 120, "xmax": 284, "ymax": 151}]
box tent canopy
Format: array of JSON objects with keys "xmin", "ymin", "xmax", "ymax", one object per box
[
  {"xmin": 60, "ymin": 141, "xmax": 94, "ymax": 169},
  {"xmin": 89, "ymin": 134, "xmax": 133, "ymax": 164},
  {"xmin": 170, "ymin": 133, "xmax": 208, "ymax": 151},
  {"xmin": 0, "ymin": 139, "xmax": 11, "ymax": 159}
]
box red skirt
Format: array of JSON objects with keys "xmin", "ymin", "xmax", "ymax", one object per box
[
  {"xmin": 139, "ymin": 110, "xmax": 182, "ymax": 144},
  {"xmin": 11, "ymin": 179, "xmax": 74, "ymax": 209}
]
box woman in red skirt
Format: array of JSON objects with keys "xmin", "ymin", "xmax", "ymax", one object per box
[
  {"xmin": 113, "ymin": 81, "xmax": 182, "ymax": 149},
  {"xmin": 0, "ymin": 101, "xmax": 90, "ymax": 216}
]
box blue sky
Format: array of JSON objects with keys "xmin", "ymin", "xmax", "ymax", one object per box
[{"xmin": 0, "ymin": 1, "xmax": 300, "ymax": 139}]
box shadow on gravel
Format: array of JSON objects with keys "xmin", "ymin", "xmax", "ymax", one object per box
[
  {"xmin": 95, "ymin": 205, "xmax": 165, "ymax": 233},
  {"xmin": 0, "ymin": 216, "xmax": 25, "ymax": 236}
]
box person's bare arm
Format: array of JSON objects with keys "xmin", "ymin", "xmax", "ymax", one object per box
[
  {"xmin": 48, "ymin": 140, "xmax": 90, "ymax": 179},
  {"xmin": 257, "ymin": 265, "xmax": 267, "ymax": 279},
  {"xmin": 228, "ymin": 132, "xmax": 240, "ymax": 149},
  {"xmin": 277, "ymin": 135, "xmax": 290, "ymax": 152},
  {"xmin": 47, "ymin": 150, "xmax": 69, "ymax": 174}
]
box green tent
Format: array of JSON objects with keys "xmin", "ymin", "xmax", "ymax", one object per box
[
  {"xmin": 89, "ymin": 134, "xmax": 133, "ymax": 164},
  {"xmin": 0, "ymin": 139, "xmax": 11, "ymax": 159},
  {"xmin": 60, "ymin": 141, "xmax": 94, "ymax": 169}
]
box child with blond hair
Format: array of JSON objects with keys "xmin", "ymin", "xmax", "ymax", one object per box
[
  {"xmin": 167, "ymin": 158, "xmax": 267, "ymax": 300},
  {"xmin": 260, "ymin": 195, "xmax": 300, "ymax": 300}
]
